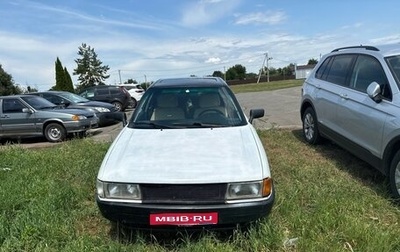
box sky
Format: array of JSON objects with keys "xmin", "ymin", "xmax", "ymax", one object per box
[{"xmin": 1, "ymin": 0, "xmax": 400, "ymax": 91}]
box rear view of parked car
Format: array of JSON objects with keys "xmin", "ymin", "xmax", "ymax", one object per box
[
  {"xmin": 300, "ymin": 44, "xmax": 400, "ymax": 199},
  {"xmin": 30, "ymin": 91, "xmax": 123, "ymax": 127},
  {"xmin": 0, "ymin": 95, "xmax": 97, "ymax": 142},
  {"xmin": 79, "ymin": 85, "xmax": 131, "ymax": 111},
  {"xmin": 118, "ymin": 83, "xmax": 144, "ymax": 108},
  {"xmin": 96, "ymin": 77, "xmax": 274, "ymax": 229}
]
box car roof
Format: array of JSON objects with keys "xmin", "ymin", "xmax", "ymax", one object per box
[
  {"xmin": 150, "ymin": 77, "xmax": 228, "ymax": 88},
  {"xmin": 0, "ymin": 94, "xmax": 35, "ymax": 99},
  {"xmin": 31, "ymin": 91, "xmax": 69, "ymax": 94},
  {"xmin": 330, "ymin": 44, "xmax": 400, "ymax": 57}
]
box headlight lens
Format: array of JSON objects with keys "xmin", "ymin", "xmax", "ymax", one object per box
[
  {"xmin": 71, "ymin": 115, "xmax": 86, "ymax": 121},
  {"xmin": 226, "ymin": 178, "xmax": 272, "ymax": 200},
  {"xmin": 93, "ymin": 107, "xmax": 110, "ymax": 113},
  {"xmin": 97, "ymin": 180, "xmax": 141, "ymax": 200}
]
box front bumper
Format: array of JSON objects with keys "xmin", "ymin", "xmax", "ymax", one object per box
[
  {"xmin": 97, "ymin": 112, "xmax": 126, "ymax": 126},
  {"xmin": 63, "ymin": 118, "xmax": 95, "ymax": 133},
  {"xmin": 96, "ymin": 190, "xmax": 275, "ymax": 229}
]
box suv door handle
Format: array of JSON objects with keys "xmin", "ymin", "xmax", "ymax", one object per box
[{"xmin": 340, "ymin": 93, "xmax": 348, "ymax": 99}]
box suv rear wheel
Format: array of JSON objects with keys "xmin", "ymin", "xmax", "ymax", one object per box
[
  {"xmin": 112, "ymin": 101, "xmax": 123, "ymax": 111},
  {"xmin": 389, "ymin": 150, "xmax": 400, "ymax": 199},
  {"xmin": 302, "ymin": 107, "xmax": 321, "ymax": 144}
]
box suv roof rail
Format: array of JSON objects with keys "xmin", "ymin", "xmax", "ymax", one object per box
[{"xmin": 331, "ymin": 45, "xmax": 379, "ymax": 52}]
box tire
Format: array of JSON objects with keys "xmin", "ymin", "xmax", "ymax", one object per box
[
  {"xmin": 130, "ymin": 98, "xmax": 137, "ymax": 108},
  {"xmin": 44, "ymin": 123, "xmax": 66, "ymax": 142},
  {"xmin": 112, "ymin": 101, "xmax": 123, "ymax": 112},
  {"xmin": 389, "ymin": 150, "xmax": 400, "ymax": 199},
  {"xmin": 302, "ymin": 107, "xmax": 321, "ymax": 145}
]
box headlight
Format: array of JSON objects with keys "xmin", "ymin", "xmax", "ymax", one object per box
[
  {"xmin": 226, "ymin": 178, "xmax": 272, "ymax": 200},
  {"xmin": 71, "ymin": 115, "xmax": 87, "ymax": 121},
  {"xmin": 96, "ymin": 180, "xmax": 141, "ymax": 200},
  {"xmin": 93, "ymin": 107, "xmax": 110, "ymax": 113}
]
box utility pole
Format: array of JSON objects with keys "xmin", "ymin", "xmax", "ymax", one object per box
[
  {"xmin": 266, "ymin": 54, "xmax": 273, "ymax": 82},
  {"xmin": 257, "ymin": 53, "xmax": 267, "ymax": 84},
  {"xmin": 118, "ymin": 70, "xmax": 122, "ymax": 84},
  {"xmin": 224, "ymin": 66, "xmax": 226, "ymax": 81}
]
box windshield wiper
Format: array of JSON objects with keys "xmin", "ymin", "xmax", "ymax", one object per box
[
  {"xmin": 172, "ymin": 122, "xmax": 224, "ymax": 128},
  {"xmin": 132, "ymin": 121, "xmax": 174, "ymax": 129}
]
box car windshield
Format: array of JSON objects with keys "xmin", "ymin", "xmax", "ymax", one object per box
[
  {"xmin": 386, "ymin": 55, "xmax": 400, "ymax": 88},
  {"xmin": 21, "ymin": 96, "xmax": 57, "ymax": 110},
  {"xmin": 58, "ymin": 92, "xmax": 90, "ymax": 103},
  {"xmin": 129, "ymin": 86, "xmax": 247, "ymax": 129}
]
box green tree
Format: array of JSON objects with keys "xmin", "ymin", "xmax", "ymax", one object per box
[
  {"xmin": 308, "ymin": 58, "xmax": 318, "ymax": 65},
  {"xmin": 124, "ymin": 78, "xmax": 137, "ymax": 84},
  {"xmin": 52, "ymin": 57, "xmax": 74, "ymax": 92},
  {"xmin": 226, "ymin": 64, "xmax": 246, "ymax": 80},
  {"xmin": 73, "ymin": 43, "xmax": 110, "ymax": 92},
  {"xmin": 0, "ymin": 64, "xmax": 22, "ymax": 95},
  {"xmin": 63, "ymin": 67, "xmax": 74, "ymax": 93},
  {"xmin": 212, "ymin": 70, "xmax": 224, "ymax": 79}
]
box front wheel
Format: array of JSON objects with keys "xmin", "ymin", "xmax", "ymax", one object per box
[
  {"xmin": 389, "ymin": 151, "xmax": 400, "ymax": 199},
  {"xmin": 302, "ymin": 107, "xmax": 321, "ymax": 145},
  {"xmin": 44, "ymin": 123, "xmax": 66, "ymax": 142}
]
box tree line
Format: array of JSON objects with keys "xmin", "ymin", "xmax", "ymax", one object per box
[{"xmin": 0, "ymin": 43, "xmax": 319, "ymax": 95}]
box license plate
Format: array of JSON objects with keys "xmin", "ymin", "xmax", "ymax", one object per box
[{"xmin": 150, "ymin": 212, "xmax": 218, "ymax": 226}]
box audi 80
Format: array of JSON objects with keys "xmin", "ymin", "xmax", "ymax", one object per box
[{"xmin": 96, "ymin": 77, "xmax": 274, "ymax": 229}]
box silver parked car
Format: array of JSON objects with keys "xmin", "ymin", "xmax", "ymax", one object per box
[
  {"xmin": 300, "ymin": 45, "xmax": 400, "ymax": 199},
  {"xmin": 0, "ymin": 95, "xmax": 98, "ymax": 142}
]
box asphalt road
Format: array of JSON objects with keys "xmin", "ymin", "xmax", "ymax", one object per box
[{"xmin": 1, "ymin": 86, "xmax": 303, "ymax": 148}]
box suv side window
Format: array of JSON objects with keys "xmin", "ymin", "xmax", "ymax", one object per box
[
  {"xmin": 316, "ymin": 55, "xmax": 354, "ymax": 87},
  {"xmin": 350, "ymin": 55, "xmax": 391, "ymax": 99},
  {"xmin": 96, "ymin": 88, "xmax": 109, "ymax": 95}
]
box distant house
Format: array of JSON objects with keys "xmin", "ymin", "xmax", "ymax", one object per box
[{"xmin": 295, "ymin": 64, "xmax": 316, "ymax": 79}]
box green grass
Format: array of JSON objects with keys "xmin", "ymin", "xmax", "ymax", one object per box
[
  {"xmin": 229, "ymin": 79, "xmax": 304, "ymax": 93},
  {"xmin": 1, "ymin": 131, "xmax": 400, "ymax": 251}
]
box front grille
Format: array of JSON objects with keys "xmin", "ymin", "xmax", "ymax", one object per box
[{"xmin": 141, "ymin": 184, "xmax": 227, "ymax": 204}]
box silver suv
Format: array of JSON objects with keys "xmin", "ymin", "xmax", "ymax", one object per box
[{"xmin": 300, "ymin": 45, "xmax": 400, "ymax": 199}]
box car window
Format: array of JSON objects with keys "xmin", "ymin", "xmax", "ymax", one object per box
[
  {"xmin": 42, "ymin": 94, "xmax": 62, "ymax": 104},
  {"xmin": 2, "ymin": 99, "xmax": 26, "ymax": 113},
  {"xmin": 386, "ymin": 55, "xmax": 400, "ymax": 89},
  {"xmin": 96, "ymin": 88, "xmax": 109, "ymax": 95},
  {"xmin": 130, "ymin": 86, "xmax": 246, "ymax": 128},
  {"xmin": 81, "ymin": 88, "xmax": 95, "ymax": 98},
  {"xmin": 109, "ymin": 88, "xmax": 120, "ymax": 95},
  {"xmin": 350, "ymin": 55, "xmax": 390, "ymax": 98},
  {"xmin": 325, "ymin": 55, "xmax": 354, "ymax": 86}
]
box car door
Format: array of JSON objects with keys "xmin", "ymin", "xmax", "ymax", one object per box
[
  {"xmin": 0, "ymin": 98, "xmax": 38, "ymax": 136},
  {"xmin": 336, "ymin": 54, "xmax": 389, "ymax": 158},
  {"xmin": 312, "ymin": 54, "xmax": 355, "ymax": 134}
]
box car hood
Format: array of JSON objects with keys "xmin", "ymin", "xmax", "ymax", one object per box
[
  {"xmin": 75, "ymin": 100, "xmax": 115, "ymax": 109},
  {"xmin": 98, "ymin": 125, "xmax": 270, "ymax": 184},
  {"xmin": 43, "ymin": 108, "xmax": 95, "ymax": 117}
]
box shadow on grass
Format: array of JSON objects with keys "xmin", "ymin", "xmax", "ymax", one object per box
[{"xmin": 290, "ymin": 129, "xmax": 393, "ymax": 202}]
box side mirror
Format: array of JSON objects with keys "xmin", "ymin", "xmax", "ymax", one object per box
[
  {"xmin": 249, "ymin": 108, "xmax": 264, "ymax": 124},
  {"xmin": 22, "ymin": 108, "xmax": 33, "ymax": 114},
  {"xmin": 367, "ymin": 81, "xmax": 382, "ymax": 103}
]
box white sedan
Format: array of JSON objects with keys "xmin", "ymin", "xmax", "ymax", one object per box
[{"xmin": 96, "ymin": 77, "xmax": 275, "ymax": 229}]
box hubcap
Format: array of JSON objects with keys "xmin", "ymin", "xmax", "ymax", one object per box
[
  {"xmin": 304, "ymin": 113, "xmax": 314, "ymax": 141},
  {"xmin": 49, "ymin": 128, "xmax": 61, "ymax": 140}
]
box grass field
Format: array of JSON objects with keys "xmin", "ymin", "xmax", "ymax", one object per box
[{"xmin": 1, "ymin": 128, "xmax": 399, "ymax": 251}]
